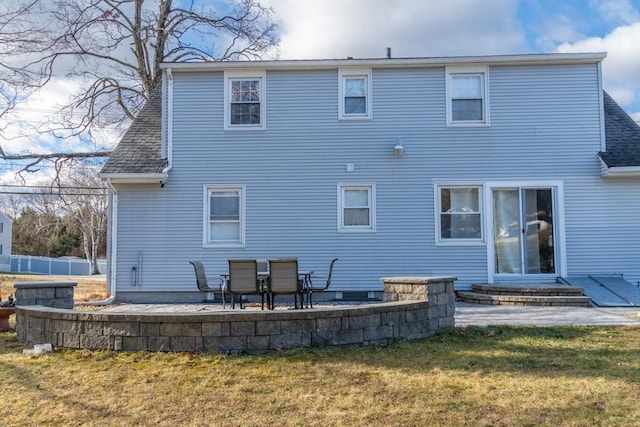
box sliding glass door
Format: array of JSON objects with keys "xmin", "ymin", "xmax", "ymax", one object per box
[{"xmin": 493, "ymin": 188, "xmax": 555, "ymax": 275}]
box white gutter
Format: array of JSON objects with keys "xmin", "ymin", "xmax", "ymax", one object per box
[
  {"xmin": 87, "ymin": 179, "xmax": 118, "ymax": 305},
  {"xmin": 160, "ymin": 52, "xmax": 607, "ymax": 72},
  {"xmin": 599, "ymin": 158, "xmax": 640, "ymax": 177},
  {"xmin": 161, "ymin": 67, "xmax": 174, "ymax": 177},
  {"xmin": 601, "ymin": 166, "xmax": 640, "ymax": 177},
  {"xmin": 99, "ymin": 173, "xmax": 167, "ymax": 184}
]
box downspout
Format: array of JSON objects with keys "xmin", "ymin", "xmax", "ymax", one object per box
[
  {"xmin": 87, "ymin": 179, "xmax": 118, "ymax": 305},
  {"xmin": 597, "ymin": 61, "xmax": 606, "ymax": 153},
  {"xmin": 162, "ymin": 67, "xmax": 174, "ymax": 177}
]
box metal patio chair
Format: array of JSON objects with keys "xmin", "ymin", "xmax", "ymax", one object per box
[
  {"xmin": 306, "ymin": 258, "xmax": 338, "ymax": 308},
  {"xmin": 268, "ymin": 258, "xmax": 304, "ymax": 310},
  {"xmin": 189, "ymin": 261, "xmax": 226, "ymax": 306},
  {"xmin": 228, "ymin": 259, "xmax": 266, "ymax": 309}
]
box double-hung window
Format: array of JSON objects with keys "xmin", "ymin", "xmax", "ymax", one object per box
[
  {"xmin": 338, "ymin": 68, "xmax": 372, "ymax": 120},
  {"xmin": 204, "ymin": 185, "xmax": 245, "ymax": 247},
  {"xmin": 338, "ymin": 183, "xmax": 376, "ymax": 231},
  {"xmin": 224, "ymin": 70, "xmax": 266, "ymax": 130},
  {"xmin": 437, "ymin": 185, "xmax": 483, "ymax": 243},
  {"xmin": 446, "ymin": 66, "xmax": 489, "ymax": 126}
]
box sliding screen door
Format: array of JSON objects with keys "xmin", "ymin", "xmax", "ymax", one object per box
[{"xmin": 493, "ymin": 188, "xmax": 555, "ymax": 275}]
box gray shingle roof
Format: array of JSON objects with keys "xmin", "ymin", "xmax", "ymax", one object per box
[
  {"xmin": 100, "ymin": 87, "xmax": 166, "ymax": 175},
  {"xmin": 600, "ymin": 91, "xmax": 640, "ymax": 168}
]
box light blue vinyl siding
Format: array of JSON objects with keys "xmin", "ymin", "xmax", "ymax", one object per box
[{"xmin": 111, "ymin": 61, "xmax": 640, "ymax": 298}]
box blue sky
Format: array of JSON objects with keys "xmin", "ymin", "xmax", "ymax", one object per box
[{"xmin": 265, "ymin": 0, "xmax": 640, "ymax": 120}]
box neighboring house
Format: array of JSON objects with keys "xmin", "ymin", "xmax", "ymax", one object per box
[
  {"xmin": 100, "ymin": 52, "xmax": 640, "ymax": 303},
  {"xmin": 0, "ymin": 211, "xmax": 12, "ymax": 271}
]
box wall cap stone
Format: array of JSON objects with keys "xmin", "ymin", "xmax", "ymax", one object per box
[
  {"xmin": 15, "ymin": 301, "xmax": 429, "ymax": 323},
  {"xmin": 380, "ymin": 276, "xmax": 457, "ymax": 284},
  {"xmin": 14, "ymin": 281, "xmax": 77, "ymax": 289}
]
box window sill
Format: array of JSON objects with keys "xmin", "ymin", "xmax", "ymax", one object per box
[
  {"xmin": 446, "ymin": 122, "xmax": 490, "ymax": 128},
  {"xmin": 338, "ymin": 116, "xmax": 372, "ymax": 121},
  {"xmin": 203, "ymin": 243, "xmax": 245, "ymax": 249},
  {"xmin": 224, "ymin": 126, "xmax": 266, "ymax": 131},
  {"xmin": 338, "ymin": 228, "xmax": 376, "ymax": 233},
  {"xmin": 435, "ymin": 240, "xmax": 486, "ymax": 247}
]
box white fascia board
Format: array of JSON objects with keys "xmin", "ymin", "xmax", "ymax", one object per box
[
  {"xmin": 161, "ymin": 52, "xmax": 607, "ymax": 72},
  {"xmin": 601, "ymin": 166, "xmax": 640, "ymax": 177},
  {"xmin": 99, "ymin": 173, "xmax": 168, "ymax": 184},
  {"xmin": 598, "ymin": 157, "xmax": 640, "ymax": 177}
]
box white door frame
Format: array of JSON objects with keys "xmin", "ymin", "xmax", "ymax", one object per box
[{"xmin": 485, "ymin": 180, "xmax": 567, "ymax": 284}]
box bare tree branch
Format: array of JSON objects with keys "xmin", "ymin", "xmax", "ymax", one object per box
[{"xmin": 0, "ymin": 0, "xmax": 279, "ymax": 180}]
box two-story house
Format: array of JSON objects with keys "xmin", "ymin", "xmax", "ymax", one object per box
[{"xmin": 100, "ymin": 52, "xmax": 640, "ymax": 303}]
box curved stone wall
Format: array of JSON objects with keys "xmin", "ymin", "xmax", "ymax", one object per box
[{"xmin": 15, "ymin": 276, "xmax": 456, "ymax": 354}]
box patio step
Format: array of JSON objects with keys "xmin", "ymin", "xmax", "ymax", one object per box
[{"xmin": 457, "ymin": 283, "xmax": 592, "ymax": 307}]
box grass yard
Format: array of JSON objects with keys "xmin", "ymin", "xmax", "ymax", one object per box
[
  {"xmin": 1, "ymin": 324, "xmax": 640, "ymax": 426},
  {"xmin": 1, "ymin": 276, "xmax": 640, "ymax": 425}
]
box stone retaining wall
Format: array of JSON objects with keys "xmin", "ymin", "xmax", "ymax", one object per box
[
  {"xmin": 15, "ymin": 276, "xmax": 456, "ymax": 354},
  {"xmin": 14, "ymin": 282, "xmax": 76, "ymax": 309}
]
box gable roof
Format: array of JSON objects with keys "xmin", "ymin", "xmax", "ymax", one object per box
[
  {"xmin": 599, "ymin": 91, "xmax": 640, "ymax": 170},
  {"xmin": 100, "ymin": 87, "xmax": 167, "ymax": 178}
]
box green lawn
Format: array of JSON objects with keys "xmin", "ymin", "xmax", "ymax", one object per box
[{"xmin": 2, "ymin": 324, "xmax": 640, "ymax": 426}]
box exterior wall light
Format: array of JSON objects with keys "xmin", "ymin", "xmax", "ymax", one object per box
[{"xmin": 394, "ymin": 139, "xmax": 405, "ymax": 157}]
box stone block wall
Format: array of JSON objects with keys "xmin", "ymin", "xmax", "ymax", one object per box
[
  {"xmin": 14, "ymin": 282, "xmax": 77, "ymax": 309},
  {"xmin": 382, "ymin": 276, "xmax": 456, "ymax": 332},
  {"xmin": 15, "ymin": 276, "xmax": 457, "ymax": 354}
]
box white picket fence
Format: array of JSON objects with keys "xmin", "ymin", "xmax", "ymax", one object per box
[{"xmin": 9, "ymin": 255, "xmax": 106, "ymax": 276}]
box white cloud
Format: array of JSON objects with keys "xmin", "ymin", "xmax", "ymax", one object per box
[
  {"xmin": 533, "ymin": 14, "xmax": 586, "ymax": 51},
  {"xmin": 556, "ymin": 21, "xmax": 640, "ymax": 116},
  {"xmin": 266, "ymin": 0, "xmax": 526, "ymax": 59},
  {"xmin": 1, "ymin": 75, "xmax": 123, "ymax": 156},
  {"xmin": 595, "ymin": 0, "xmax": 640, "ymax": 24}
]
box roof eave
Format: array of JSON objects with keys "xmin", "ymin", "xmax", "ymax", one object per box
[
  {"xmin": 100, "ymin": 173, "xmax": 168, "ymax": 184},
  {"xmin": 600, "ymin": 163, "xmax": 640, "ymax": 178},
  {"xmin": 161, "ymin": 52, "xmax": 607, "ymax": 72}
]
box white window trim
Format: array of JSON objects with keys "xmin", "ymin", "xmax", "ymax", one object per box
[
  {"xmin": 445, "ymin": 65, "xmax": 490, "ymax": 127},
  {"xmin": 338, "ymin": 67, "xmax": 372, "ymax": 120},
  {"xmin": 203, "ymin": 184, "xmax": 246, "ymax": 248},
  {"xmin": 337, "ymin": 182, "xmax": 376, "ymax": 232},
  {"xmin": 434, "ymin": 182, "xmax": 485, "ymax": 246},
  {"xmin": 485, "ymin": 180, "xmax": 567, "ymax": 282},
  {"xmin": 224, "ymin": 69, "xmax": 266, "ymax": 130}
]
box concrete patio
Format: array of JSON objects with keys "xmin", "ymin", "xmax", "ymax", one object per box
[
  {"xmin": 95, "ymin": 301, "xmax": 640, "ymax": 327},
  {"xmin": 454, "ymin": 302, "xmax": 640, "ymax": 327}
]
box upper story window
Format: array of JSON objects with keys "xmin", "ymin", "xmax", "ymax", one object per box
[
  {"xmin": 224, "ymin": 70, "xmax": 266, "ymax": 130},
  {"xmin": 338, "ymin": 183, "xmax": 376, "ymax": 232},
  {"xmin": 204, "ymin": 185, "xmax": 245, "ymax": 247},
  {"xmin": 437, "ymin": 185, "xmax": 483, "ymax": 244},
  {"xmin": 338, "ymin": 68, "xmax": 372, "ymax": 120},
  {"xmin": 446, "ymin": 66, "xmax": 489, "ymax": 126}
]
